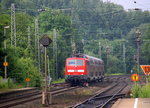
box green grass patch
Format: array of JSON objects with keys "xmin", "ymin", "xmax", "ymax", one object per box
[
  {"xmin": 52, "ymin": 78, "xmax": 65, "ymax": 84},
  {"xmin": 131, "ymin": 84, "xmax": 150, "ymax": 98},
  {"xmin": 0, "ymin": 78, "xmax": 14, "ymax": 89},
  {"xmin": 0, "ymin": 84, "xmax": 24, "ymax": 93},
  {"xmin": 0, "ymin": 77, "xmax": 25, "ymax": 93}
]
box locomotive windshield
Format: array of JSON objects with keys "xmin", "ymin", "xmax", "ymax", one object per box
[{"xmin": 68, "ymin": 60, "xmax": 84, "ymax": 66}]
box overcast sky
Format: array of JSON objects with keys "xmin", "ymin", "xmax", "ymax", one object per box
[{"xmin": 102, "ymin": 0, "xmax": 150, "ymax": 11}]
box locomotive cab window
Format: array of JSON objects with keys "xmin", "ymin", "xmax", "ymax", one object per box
[
  {"xmin": 68, "ymin": 60, "xmax": 84, "ymax": 66},
  {"xmin": 77, "ymin": 60, "xmax": 84, "ymax": 66},
  {"xmin": 68, "ymin": 60, "xmax": 76, "ymax": 65}
]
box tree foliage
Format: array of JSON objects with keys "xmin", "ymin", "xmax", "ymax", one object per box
[
  {"xmin": 0, "ymin": 0, "xmax": 150, "ymax": 85},
  {"xmin": 38, "ymin": 9, "xmax": 74, "ymax": 78}
]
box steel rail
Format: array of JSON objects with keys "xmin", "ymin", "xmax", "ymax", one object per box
[
  {"xmin": 72, "ymin": 81, "xmax": 128, "ymax": 108},
  {"xmin": 0, "ymin": 86, "xmax": 78, "ymax": 108},
  {"xmin": 96, "ymin": 82, "xmax": 128, "ymax": 108},
  {"xmin": 72, "ymin": 83, "xmax": 118, "ymax": 108}
]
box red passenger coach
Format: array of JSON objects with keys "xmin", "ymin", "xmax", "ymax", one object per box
[{"xmin": 65, "ymin": 54, "xmax": 104, "ymax": 86}]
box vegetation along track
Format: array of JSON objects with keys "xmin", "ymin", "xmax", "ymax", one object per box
[
  {"xmin": 72, "ymin": 77, "xmax": 128, "ymax": 108},
  {"xmin": 0, "ymin": 84, "xmax": 78, "ymax": 108}
]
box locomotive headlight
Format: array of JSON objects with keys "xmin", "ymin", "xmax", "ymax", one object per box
[
  {"xmin": 68, "ymin": 70, "xmax": 74, "ymax": 72},
  {"xmin": 77, "ymin": 70, "xmax": 84, "ymax": 72}
]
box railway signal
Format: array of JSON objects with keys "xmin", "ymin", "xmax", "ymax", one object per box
[
  {"xmin": 39, "ymin": 35, "xmax": 52, "ymax": 47},
  {"xmin": 40, "ymin": 35, "xmax": 52, "ymax": 106}
]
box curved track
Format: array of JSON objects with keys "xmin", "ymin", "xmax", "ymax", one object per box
[
  {"xmin": 72, "ymin": 76, "xmax": 129, "ymax": 108},
  {"xmin": 0, "ymin": 84, "xmax": 78, "ymax": 108}
]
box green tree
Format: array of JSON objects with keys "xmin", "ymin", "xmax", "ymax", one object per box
[
  {"xmin": 142, "ymin": 25, "xmax": 150, "ymax": 64},
  {"xmin": 107, "ymin": 55, "xmax": 123, "ymax": 74},
  {"xmin": 0, "ymin": 14, "xmax": 10, "ymax": 77},
  {"xmin": 38, "ymin": 9, "xmax": 74, "ymax": 78}
]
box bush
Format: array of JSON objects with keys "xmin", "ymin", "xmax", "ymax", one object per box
[
  {"xmin": 7, "ymin": 78, "xmax": 15, "ymax": 88},
  {"xmin": 0, "ymin": 77, "xmax": 15, "ymax": 89},
  {"xmin": 0, "ymin": 82, "xmax": 7, "ymax": 88},
  {"xmin": 139, "ymin": 84, "xmax": 150, "ymax": 98},
  {"xmin": 131, "ymin": 84, "xmax": 141, "ymax": 98},
  {"xmin": 11, "ymin": 57, "xmax": 42, "ymax": 87},
  {"xmin": 0, "ymin": 76, "xmax": 8, "ymax": 88},
  {"xmin": 52, "ymin": 78, "xmax": 65, "ymax": 84},
  {"xmin": 131, "ymin": 84, "xmax": 150, "ymax": 98}
]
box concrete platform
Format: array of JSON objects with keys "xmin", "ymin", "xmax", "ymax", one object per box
[{"xmin": 112, "ymin": 98, "xmax": 150, "ymax": 108}]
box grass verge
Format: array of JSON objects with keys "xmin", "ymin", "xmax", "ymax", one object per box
[
  {"xmin": 52, "ymin": 78, "xmax": 65, "ymax": 84},
  {"xmin": 131, "ymin": 84, "xmax": 150, "ymax": 98}
]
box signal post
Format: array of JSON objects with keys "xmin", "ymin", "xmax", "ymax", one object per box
[{"xmin": 40, "ymin": 35, "xmax": 52, "ymax": 106}]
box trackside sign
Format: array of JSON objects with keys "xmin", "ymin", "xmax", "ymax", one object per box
[
  {"xmin": 131, "ymin": 74, "xmax": 140, "ymax": 82},
  {"xmin": 140, "ymin": 65, "xmax": 150, "ymax": 76}
]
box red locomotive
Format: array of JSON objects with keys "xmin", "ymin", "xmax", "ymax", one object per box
[{"xmin": 65, "ymin": 54, "xmax": 104, "ymax": 86}]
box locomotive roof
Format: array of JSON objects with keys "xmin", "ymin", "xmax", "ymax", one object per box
[{"xmin": 70, "ymin": 53, "xmax": 103, "ymax": 62}]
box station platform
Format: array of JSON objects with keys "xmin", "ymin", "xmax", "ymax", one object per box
[{"xmin": 112, "ymin": 98, "xmax": 150, "ymax": 108}]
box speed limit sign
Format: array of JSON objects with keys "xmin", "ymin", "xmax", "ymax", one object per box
[{"xmin": 3, "ymin": 62, "xmax": 8, "ymax": 67}]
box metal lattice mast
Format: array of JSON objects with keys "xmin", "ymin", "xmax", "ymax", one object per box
[
  {"xmin": 99, "ymin": 42, "xmax": 102, "ymax": 58},
  {"xmin": 71, "ymin": 0, "xmax": 73, "ymax": 25},
  {"xmin": 71, "ymin": 38, "xmax": 76, "ymax": 55},
  {"xmin": 53, "ymin": 29, "xmax": 58, "ymax": 79},
  {"xmin": 47, "ymin": 55, "xmax": 51, "ymax": 85},
  {"xmin": 106, "ymin": 45, "xmax": 110, "ymax": 66},
  {"xmin": 35, "ymin": 19, "xmax": 41, "ymax": 73},
  {"xmin": 82, "ymin": 39, "xmax": 84, "ymax": 53},
  {"xmin": 123, "ymin": 42, "xmax": 126, "ymax": 73},
  {"xmin": 11, "ymin": 3, "xmax": 16, "ymax": 47},
  {"xmin": 135, "ymin": 29, "xmax": 141, "ymax": 75},
  {"xmin": 27, "ymin": 26, "xmax": 31, "ymax": 48},
  {"xmin": 35, "ymin": 19, "xmax": 37, "ymax": 57}
]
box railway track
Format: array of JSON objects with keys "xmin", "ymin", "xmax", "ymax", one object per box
[
  {"xmin": 72, "ymin": 79, "xmax": 128, "ymax": 108},
  {"xmin": 0, "ymin": 75, "xmax": 130, "ymax": 108},
  {"xmin": 0, "ymin": 84, "xmax": 78, "ymax": 108}
]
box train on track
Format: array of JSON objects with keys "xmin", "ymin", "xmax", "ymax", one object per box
[{"xmin": 65, "ymin": 54, "xmax": 104, "ymax": 86}]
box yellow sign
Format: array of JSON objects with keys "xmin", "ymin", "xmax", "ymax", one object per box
[
  {"xmin": 3, "ymin": 62, "xmax": 8, "ymax": 67},
  {"xmin": 131, "ymin": 74, "xmax": 139, "ymax": 82}
]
